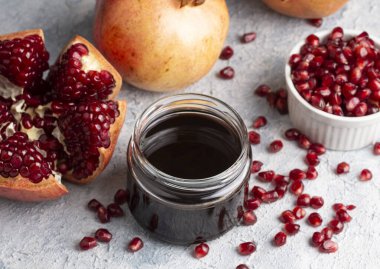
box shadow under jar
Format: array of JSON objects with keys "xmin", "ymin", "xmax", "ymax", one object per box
[{"xmin": 126, "ymin": 94, "xmax": 251, "ymax": 245}]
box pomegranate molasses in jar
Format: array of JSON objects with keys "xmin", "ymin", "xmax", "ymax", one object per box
[{"xmin": 126, "ymin": 94, "xmax": 251, "ymax": 244}]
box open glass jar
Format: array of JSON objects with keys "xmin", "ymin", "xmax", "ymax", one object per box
[{"xmin": 126, "ymin": 94, "xmax": 251, "ymax": 245}]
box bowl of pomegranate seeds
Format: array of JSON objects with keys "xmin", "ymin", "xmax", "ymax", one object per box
[{"xmin": 285, "ymin": 27, "xmax": 380, "ymax": 150}]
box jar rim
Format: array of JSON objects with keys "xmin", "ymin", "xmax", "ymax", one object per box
[{"xmin": 131, "ymin": 93, "xmax": 250, "ymax": 193}]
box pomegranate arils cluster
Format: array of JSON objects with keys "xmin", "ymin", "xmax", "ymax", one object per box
[
  {"xmin": 290, "ymin": 27, "xmax": 380, "ymax": 117},
  {"xmin": 254, "ymin": 85, "xmax": 288, "ymax": 114}
]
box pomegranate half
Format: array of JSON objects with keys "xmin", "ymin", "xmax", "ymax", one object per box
[
  {"xmin": 262, "ymin": 0, "xmax": 348, "ymax": 19},
  {"xmin": 93, "ymin": 0, "xmax": 229, "ymax": 92},
  {"xmin": 0, "ymin": 29, "xmax": 126, "ymax": 201}
]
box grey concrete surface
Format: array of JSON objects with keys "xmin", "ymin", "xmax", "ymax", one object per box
[{"xmin": 0, "ymin": 0, "xmax": 379, "ymax": 268}]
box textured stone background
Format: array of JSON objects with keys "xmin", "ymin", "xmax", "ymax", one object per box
[{"xmin": 0, "ymin": 0, "xmax": 379, "ymax": 268}]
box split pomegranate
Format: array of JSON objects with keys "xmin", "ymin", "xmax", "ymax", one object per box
[
  {"xmin": 128, "ymin": 237, "xmax": 144, "ymax": 252},
  {"xmin": 79, "ymin": 236, "xmax": 97, "ymax": 250},
  {"xmin": 95, "ymin": 228, "xmax": 112, "ymax": 243},
  {"xmin": 194, "ymin": 243, "xmax": 209, "ymax": 258},
  {"xmin": 290, "ymin": 27, "xmax": 380, "ymax": 117},
  {"xmin": 238, "ymin": 242, "xmax": 256, "ymax": 255},
  {"xmin": 93, "ymin": 0, "xmax": 229, "ymax": 92},
  {"xmin": 0, "ymin": 29, "xmax": 126, "ymax": 201},
  {"xmin": 274, "ymin": 232, "xmax": 287, "ymax": 246}
]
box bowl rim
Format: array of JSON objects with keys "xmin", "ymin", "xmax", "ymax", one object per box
[{"xmin": 285, "ymin": 29, "xmax": 380, "ymax": 123}]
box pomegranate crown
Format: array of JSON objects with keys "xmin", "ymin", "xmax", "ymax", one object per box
[{"xmin": 180, "ymin": 0, "xmax": 205, "ymax": 7}]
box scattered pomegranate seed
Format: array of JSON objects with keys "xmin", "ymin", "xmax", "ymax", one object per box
[
  {"xmin": 332, "ymin": 203, "xmax": 346, "ymax": 212},
  {"xmin": 311, "ymin": 232, "xmax": 325, "ymax": 247},
  {"xmin": 293, "ymin": 206, "xmax": 306, "ymax": 219},
  {"xmin": 219, "ymin": 66, "xmax": 235, "ymax": 79},
  {"xmin": 261, "ymin": 190, "xmax": 279, "ymax": 203},
  {"xmin": 319, "ymin": 240, "xmax": 338, "ymax": 253},
  {"xmin": 114, "ymin": 189, "xmax": 128, "ymax": 205},
  {"xmin": 251, "ymin": 186, "xmax": 266, "ymax": 200},
  {"xmin": 297, "ymin": 194, "xmax": 311, "ymax": 207},
  {"xmin": 88, "ymin": 199, "xmax": 103, "ymax": 212},
  {"xmin": 306, "ymin": 166, "xmax": 318, "ymax": 179},
  {"xmin": 244, "ymin": 198, "xmax": 261, "ymax": 210},
  {"xmin": 298, "ymin": 135, "xmax": 311, "ymax": 149},
  {"xmin": 336, "ymin": 162, "xmax": 350, "ymax": 174},
  {"xmin": 107, "ymin": 203, "xmax": 124, "ymax": 217},
  {"xmin": 275, "ymin": 184, "xmax": 288, "ymax": 198},
  {"xmin": 97, "ymin": 206, "xmax": 110, "ymax": 223},
  {"xmin": 242, "ymin": 32, "xmax": 256, "ymax": 43},
  {"xmin": 289, "ymin": 169, "xmax": 306, "ymax": 181},
  {"xmin": 251, "ymin": 160, "xmax": 263, "ymax": 173},
  {"xmin": 336, "ymin": 209, "xmax": 352, "ymax": 223},
  {"xmin": 310, "ymin": 196, "xmax": 324, "ymax": 209},
  {"xmin": 269, "ymin": 140, "xmax": 283, "ymax": 153},
  {"xmin": 284, "ymin": 223, "xmax": 300, "ymax": 235},
  {"xmin": 258, "ymin": 170, "xmax": 275, "ymax": 182},
  {"xmin": 306, "ymin": 152, "xmax": 320, "ymax": 166},
  {"xmin": 274, "ymin": 232, "xmax": 287, "ymax": 246},
  {"xmin": 249, "ymin": 131, "xmax": 261, "ymax": 145},
  {"xmin": 346, "ymin": 204, "xmax": 356, "ymax": 210},
  {"xmin": 284, "ymin": 128, "xmax": 301, "ymax": 141},
  {"xmin": 220, "ymin": 46, "xmax": 234, "ymax": 60},
  {"xmin": 253, "ymin": 116, "xmax": 267, "ymax": 129},
  {"xmin": 95, "ymin": 228, "xmax": 112, "ymax": 243},
  {"xmin": 310, "ymin": 143, "xmax": 326, "ymax": 155},
  {"xmin": 255, "ymin": 84, "xmax": 272, "ymax": 97},
  {"xmin": 329, "ymin": 219, "xmax": 344, "ymax": 234},
  {"xmin": 128, "ymin": 237, "xmax": 144, "ymax": 252},
  {"xmin": 359, "ymin": 169, "xmax": 372, "ymax": 181},
  {"xmin": 243, "ymin": 210, "xmax": 257, "ymax": 225},
  {"xmin": 322, "ymin": 227, "xmax": 333, "ymax": 240},
  {"xmin": 273, "ymin": 174, "xmax": 289, "ymax": 186},
  {"xmin": 194, "ymin": 243, "xmax": 209, "ymax": 259},
  {"xmin": 236, "ymin": 264, "xmax": 249, "ymax": 269},
  {"xmin": 373, "ymin": 142, "xmax": 380, "ymax": 155},
  {"xmin": 308, "ymin": 18, "xmax": 323, "ymax": 28},
  {"xmin": 79, "ymin": 237, "xmax": 97, "ymax": 250},
  {"xmin": 281, "ymin": 210, "xmax": 296, "ymax": 223},
  {"xmin": 308, "ymin": 212, "xmax": 323, "ymax": 227},
  {"xmin": 290, "ymin": 180, "xmax": 304, "ymax": 196},
  {"xmin": 238, "ymin": 242, "xmax": 256, "ymax": 255}
]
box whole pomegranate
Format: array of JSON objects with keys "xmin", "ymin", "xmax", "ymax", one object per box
[
  {"xmin": 262, "ymin": 0, "xmax": 348, "ymax": 19},
  {"xmin": 93, "ymin": 0, "xmax": 229, "ymax": 92},
  {"xmin": 0, "ymin": 29, "xmax": 126, "ymax": 202}
]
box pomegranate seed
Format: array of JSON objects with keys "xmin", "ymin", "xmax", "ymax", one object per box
[
  {"xmin": 274, "ymin": 232, "xmax": 287, "ymax": 246},
  {"xmin": 255, "ymin": 84, "xmax": 272, "ymax": 97},
  {"xmin": 236, "ymin": 265, "xmax": 249, "ymax": 269},
  {"xmin": 297, "ymin": 194, "xmax": 311, "ymax": 207},
  {"xmin": 308, "ymin": 18, "xmax": 323, "ymax": 28},
  {"xmin": 359, "ymin": 169, "xmax": 372, "ymax": 181},
  {"xmin": 243, "ymin": 210, "xmax": 257, "ymax": 225},
  {"xmin": 88, "ymin": 199, "xmax": 103, "ymax": 211},
  {"xmin": 220, "ymin": 46, "xmax": 234, "ymax": 60},
  {"xmin": 251, "ymin": 160, "xmax": 263, "ymax": 173},
  {"xmin": 322, "ymin": 227, "xmax": 334, "ymax": 240},
  {"xmin": 107, "ymin": 203, "xmax": 124, "ymax": 217},
  {"xmin": 284, "ymin": 223, "xmax": 300, "ymax": 235},
  {"xmin": 310, "ymin": 196, "xmax": 324, "ymax": 209},
  {"xmin": 258, "ymin": 170, "xmax": 275, "ymax": 182},
  {"xmin": 310, "ymin": 143, "xmax": 326, "ymax": 155},
  {"xmin": 79, "ymin": 237, "xmax": 97, "ymax": 250},
  {"xmin": 97, "ymin": 206, "xmax": 110, "ymax": 223},
  {"xmin": 333, "ymin": 203, "xmax": 346, "ymax": 211},
  {"xmin": 346, "ymin": 204, "xmax": 356, "ymax": 210},
  {"xmin": 285, "ymin": 128, "xmax": 301, "ymax": 141},
  {"xmin": 219, "ymin": 66, "xmax": 235, "ymax": 79},
  {"xmin": 251, "ymin": 186, "xmax": 266, "ymax": 200},
  {"xmin": 319, "ymin": 240, "xmax": 338, "ymax": 253},
  {"xmin": 261, "ymin": 190, "xmax": 279, "ymax": 203},
  {"xmin": 95, "ymin": 228, "xmax": 112, "ymax": 243},
  {"xmin": 374, "ymin": 142, "xmax": 380, "ymax": 155},
  {"xmin": 244, "ymin": 198, "xmax": 261, "ymax": 210},
  {"xmin": 269, "ymin": 140, "xmax": 283, "ymax": 153},
  {"xmin": 290, "ymin": 180, "xmax": 304, "ymax": 196},
  {"xmin": 249, "ymin": 131, "xmax": 260, "ymax": 145},
  {"xmin": 308, "ymin": 212, "xmax": 323, "ymax": 227},
  {"xmin": 298, "ymin": 135, "xmax": 311, "ymax": 149},
  {"xmin": 305, "ymin": 152, "xmax": 319, "ymax": 166},
  {"xmin": 311, "ymin": 232, "xmax": 325, "ymax": 247},
  {"xmin": 336, "ymin": 162, "xmax": 350, "ymax": 174},
  {"xmin": 336, "ymin": 209, "xmax": 352, "ymax": 223},
  {"xmin": 194, "ymin": 243, "xmax": 209, "ymax": 258},
  {"xmin": 242, "ymin": 32, "xmax": 256, "ymax": 43},
  {"xmin": 306, "ymin": 166, "xmax": 318, "ymax": 179},
  {"xmin": 275, "ymin": 184, "xmax": 288, "ymax": 198},
  {"xmin": 281, "ymin": 210, "xmax": 296, "ymax": 223},
  {"xmin": 128, "ymin": 237, "xmax": 144, "ymax": 252},
  {"xmin": 293, "ymin": 206, "xmax": 306, "ymax": 219},
  {"xmin": 238, "ymin": 242, "xmax": 256, "ymax": 255},
  {"xmin": 273, "ymin": 174, "xmax": 289, "ymax": 186},
  {"xmin": 329, "ymin": 219, "xmax": 344, "ymax": 234},
  {"xmin": 114, "ymin": 189, "xmax": 128, "ymax": 204},
  {"xmin": 289, "ymin": 169, "xmax": 306, "ymax": 181},
  {"xmin": 253, "ymin": 116, "xmax": 267, "ymax": 128},
  {"xmin": 306, "ymin": 34, "xmax": 320, "ymax": 47},
  {"xmin": 289, "ymin": 54, "xmax": 302, "ymax": 68}
]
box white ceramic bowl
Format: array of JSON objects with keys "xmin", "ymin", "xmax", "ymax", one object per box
[{"xmin": 285, "ymin": 30, "xmax": 380, "ymax": 151}]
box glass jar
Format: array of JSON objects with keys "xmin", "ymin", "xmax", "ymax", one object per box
[{"xmin": 126, "ymin": 94, "xmax": 251, "ymax": 245}]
